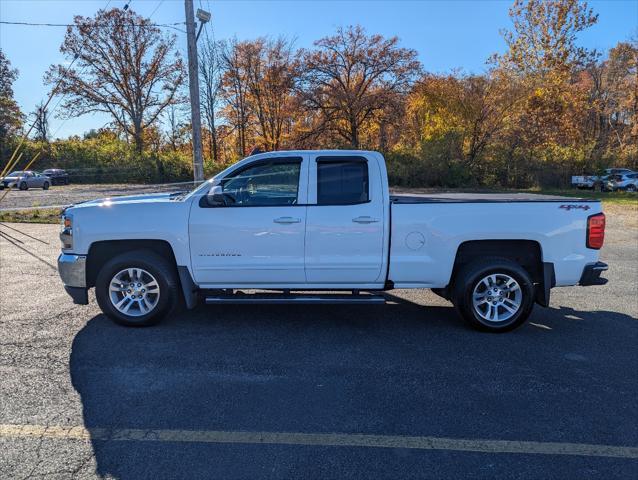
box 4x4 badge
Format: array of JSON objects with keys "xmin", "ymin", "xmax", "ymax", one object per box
[{"xmin": 559, "ymin": 204, "xmax": 591, "ymax": 211}]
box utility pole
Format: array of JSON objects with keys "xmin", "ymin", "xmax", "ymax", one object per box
[{"xmin": 184, "ymin": 0, "xmax": 204, "ymax": 182}]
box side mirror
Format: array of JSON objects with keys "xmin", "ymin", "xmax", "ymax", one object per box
[{"xmin": 206, "ymin": 185, "xmax": 226, "ymax": 207}]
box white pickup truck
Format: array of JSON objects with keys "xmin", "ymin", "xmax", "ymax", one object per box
[{"xmin": 58, "ymin": 150, "xmax": 608, "ymax": 332}]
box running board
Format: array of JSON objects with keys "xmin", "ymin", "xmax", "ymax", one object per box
[{"xmin": 205, "ymin": 293, "xmax": 386, "ymax": 305}]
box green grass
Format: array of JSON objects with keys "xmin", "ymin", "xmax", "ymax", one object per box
[
  {"xmin": 0, "ymin": 208, "xmax": 62, "ymax": 224},
  {"xmin": 529, "ymin": 189, "xmax": 638, "ymax": 206}
]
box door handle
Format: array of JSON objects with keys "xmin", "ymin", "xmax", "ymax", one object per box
[
  {"xmin": 274, "ymin": 217, "xmax": 302, "ymax": 224},
  {"xmin": 352, "ymin": 216, "xmax": 380, "ymax": 224}
]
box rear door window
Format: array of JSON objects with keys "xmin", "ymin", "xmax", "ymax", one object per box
[{"xmin": 316, "ymin": 158, "xmax": 369, "ymax": 205}]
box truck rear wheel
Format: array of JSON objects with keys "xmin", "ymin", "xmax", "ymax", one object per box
[
  {"xmin": 95, "ymin": 250, "xmax": 179, "ymax": 326},
  {"xmin": 452, "ymin": 257, "xmax": 534, "ymax": 332}
]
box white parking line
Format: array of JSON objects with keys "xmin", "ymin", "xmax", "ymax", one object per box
[{"xmin": 1, "ymin": 424, "xmax": 636, "ymax": 459}]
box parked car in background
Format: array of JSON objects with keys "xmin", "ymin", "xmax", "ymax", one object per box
[
  {"xmin": 571, "ymin": 168, "xmax": 635, "ymax": 191},
  {"xmin": 606, "ymin": 172, "xmax": 638, "ymax": 192},
  {"xmin": 0, "ymin": 170, "xmax": 50, "ymax": 190},
  {"xmin": 42, "ymin": 169, "xmax": 70, "ymax": 185}
]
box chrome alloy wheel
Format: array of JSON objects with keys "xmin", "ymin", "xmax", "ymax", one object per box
[
  {"xmin": 109, "ymin": 268, "xmax": 160, "ymax": 317},
  {"xmin": 472, "ymin": 273, "xmax": 522, "ymax": 323}
]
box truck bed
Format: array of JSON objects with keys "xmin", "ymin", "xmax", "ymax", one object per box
[{"xmin": 390, "ymin": 192, "xmax": 597, "ymax": 203}]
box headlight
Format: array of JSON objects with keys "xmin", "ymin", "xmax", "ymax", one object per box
[{"xmin": 60, "ymin": 214, "xmax": 73, "ymax": 249}]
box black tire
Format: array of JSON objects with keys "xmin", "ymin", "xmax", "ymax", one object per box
[
  {"xmin": 627, "ymin": 184, "xmax": 637, "ymax": 192},
  {"xmin": 95, "ymin": 250, "xmax": 180, "ymax": 327},
  {"xmin": 19, "ymin": 181, "xmax": 28, "ymax": 190},
  {"xmin": 451, "ymin": 257, "xmax": 535, "ymax": 333},
  {"xmin": 43, "ymin": 182, "xmax": 50, "ymax": 190}
]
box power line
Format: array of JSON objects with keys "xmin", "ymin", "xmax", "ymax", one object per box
[
  {"xmin": 200, "ymin": 0, "xmax": 215, "ymax": 44},
  {"xmin": 0, "ymin": 20, "xmax": 186, "ymax": 32},
  {"xmin": 149, "ymin": 0, "xmax": 166, "ymax": 19}
]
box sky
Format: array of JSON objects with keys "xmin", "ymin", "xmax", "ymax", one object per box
[{"xmin": 1, "ymin": 0, "xmax": 637, "ymax": 139}]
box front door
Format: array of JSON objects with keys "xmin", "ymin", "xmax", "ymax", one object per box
[
  {"xmin": 305, "ymin": 155, "xmax": 386, "ymax": 285},
  {"xmin": 189, "ymin": 157, "xmax": 308, "ymax": 286}
]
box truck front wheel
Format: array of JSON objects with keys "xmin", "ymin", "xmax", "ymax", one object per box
[
  {"xmin": 452, "ymin": 257, "xmax": 534, "ymax": 332},
  {"xmin": 95, "ymin": 250, "xmax": 179, "ymax": 326}
]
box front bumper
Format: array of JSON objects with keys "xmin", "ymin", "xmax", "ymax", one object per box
[
  {"xmin": 58, "ymin": 254, "xmax": 89, "ymax": 305},
  {"xmin": 579, "ymin": 261, "xmax": 608, "ymax": 286}
]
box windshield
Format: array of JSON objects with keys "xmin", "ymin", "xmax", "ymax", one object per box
[{"xmin": 7, "ymin": 171, "xmax": 24, "ymax": 176}]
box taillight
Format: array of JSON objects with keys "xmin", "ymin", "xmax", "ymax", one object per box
[{"xmin": 587, "ymin": 213, "xmax": 605, "ymax": 249}]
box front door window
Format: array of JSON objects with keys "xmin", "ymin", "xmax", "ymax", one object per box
[{"xmin": 221, "ymin": 162, "xmax": 301, "ymax": 207}]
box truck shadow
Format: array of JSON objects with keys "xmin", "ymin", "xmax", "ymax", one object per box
[{"xmin": 69, "ymin": 302, "xmax": 637, "ymax": 479}]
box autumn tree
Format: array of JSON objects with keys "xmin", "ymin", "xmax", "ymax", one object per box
[
  {"xmin": 241, "ymin": 37, "xmax": 300, "ymax": 151},
  {"xmin": 219, "ymin": 38, "xmax": 251, "ymax": 156},
  {"xmin": 301, "ymin": 26, "xmax": 421, "ymax": 149},
  {"xmin": 497, "ymin": 0, "xmax": 598, "ymax": 149},
  {"xmin": 163, "ymin": 103, "xmax": 188, "ymax": 152},
  {"xmin": 576, "ymin": 39, "xmax": 638, "ymax": 170},
  {"xmin": 499, "ymin": 0, "xmax": 598, "ymax": 76},
  {"xmin": 45, "ymin": 8, "xmax": 185, "ymax": 153},
  {"xmin": 0, "ymin": 49, "xmax": 24, "ymax": 150},
  {"xmin": 407, "ymin": 70, "xmax": 522, "ymax": 169},
  {"xmin": 199, "ymin": 39, "xmax": 223, "ymax": 162},
  {"xmin": 32, "ymin": 102, "xmax": 49, "ymax": 142},
  {"xmin": 603, "ymin": 40, "xmax": 638, "ymax": 157}
]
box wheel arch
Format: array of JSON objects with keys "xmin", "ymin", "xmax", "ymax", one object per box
[
  {"xmin": 86, "ymin": 239, "xmax": 197, "ymax": 308},
  {"xmin": 87, "ymin": 240, "xmax": 176, "ymax": 287},
  {"xmin": 448, "ymin": 239, "xmax": 554, "ymax": 306}
]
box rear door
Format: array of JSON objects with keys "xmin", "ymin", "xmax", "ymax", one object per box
[{"xmin": 304, "ymin": 155, "xmax": 386, "ymax": 285}]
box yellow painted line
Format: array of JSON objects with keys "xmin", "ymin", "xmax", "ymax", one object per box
[{"xmin": 1, "ymin": 424, "xmax": 637, "ymax": 459}]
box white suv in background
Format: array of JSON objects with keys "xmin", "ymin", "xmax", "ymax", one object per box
[{"xmin": 606, "ymin": 172, "xmax": 638, "ymax": 192}]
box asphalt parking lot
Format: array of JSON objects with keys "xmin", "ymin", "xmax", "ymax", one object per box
[{"xmin": 0, "ymin": 212, "xmax": 636, "ymax": 479}]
